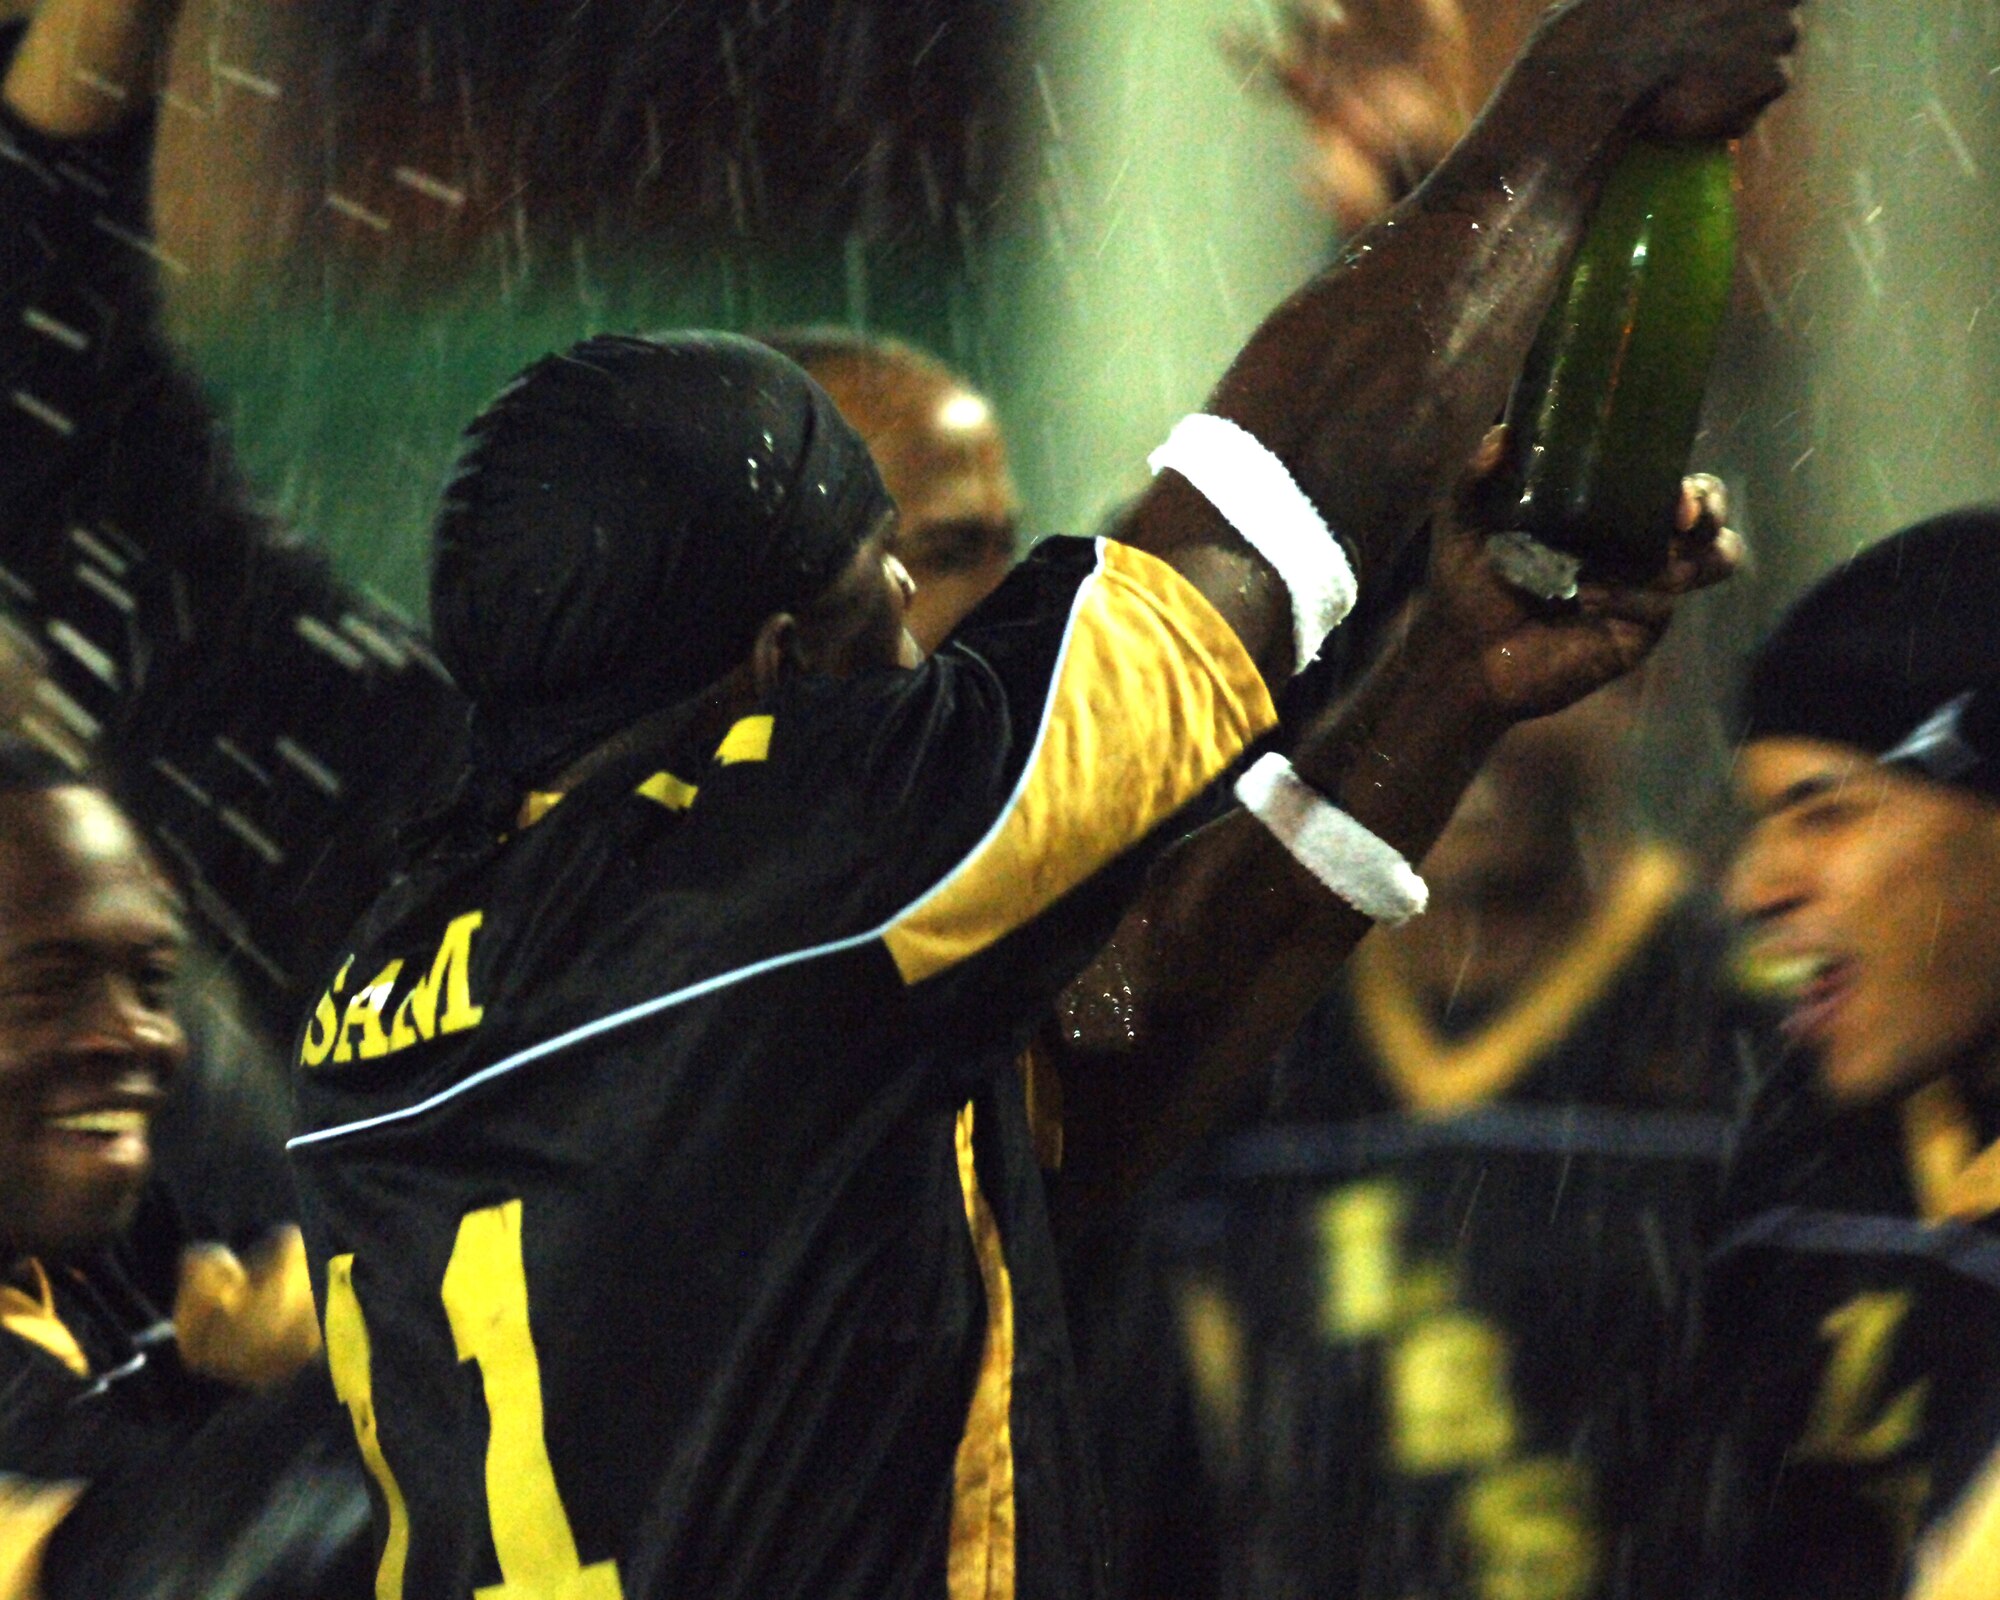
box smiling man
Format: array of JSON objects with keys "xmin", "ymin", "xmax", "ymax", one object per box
[
  {"xmin": 1641, "ymin": 507, "xmax": 2000, "ymax": 1600},
  {"xmin": 0, "ymin": 775, "xmax": 183, "ymax": 1258},
  {"xmin": 1732, "ymin": 557, "xmax": 2000, "ymax": 1111},
  {"xmin": 0, "ymin": 743, "xmax": 197, "ymax": 1593},
  {"xmin": 0, "ymin": 739, "xmax": 370, "ymax": 1600}
]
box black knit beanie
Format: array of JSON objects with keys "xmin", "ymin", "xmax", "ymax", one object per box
[
  {"xmin": 1740, "ymin": 507, "xmax": 2000, "ymax": 801},
  {"xmin": 429, "ymin": 332, "xmax": 893, "ymax": 786}
]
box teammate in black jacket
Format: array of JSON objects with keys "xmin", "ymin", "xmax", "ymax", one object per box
[
  {"xmin": 0, "ymin": 735, "xmax": 366, "ymax": 1599},
  {"xmin": 1088, "ymin": 678, "xmax": 1746, "ymax": 1600},
  {"xmin": 1640, "ymin": 508, "xmax": 2000, "ymax": 1600}
]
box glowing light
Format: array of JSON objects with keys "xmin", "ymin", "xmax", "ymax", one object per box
[{"xmin": 938, "ymin": 393, "xmax": 992, "ymax": 432}]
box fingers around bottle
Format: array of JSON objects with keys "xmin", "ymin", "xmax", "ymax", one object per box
[
  {"xmin": 1677, "ymin": 472, "xmax": 1728, "ymax": 537},
  {"xmin": 1573, "ymin": 583, "xmax": 1677, "ymax": 630},
  {"xmin": 1659, "ymin": 524, "xmax": 1747, "ymax": 593}
]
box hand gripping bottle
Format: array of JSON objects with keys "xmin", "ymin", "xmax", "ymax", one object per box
[{"xmin": 1491, "ymin": 141, "xmax": 1738, "ymax": 595}]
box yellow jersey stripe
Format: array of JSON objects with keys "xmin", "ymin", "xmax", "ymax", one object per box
[
  {"xmin": 519, "ymin": 791, "xmax": 566, "ymax": 828},
  {"xmin": 0, "ymin": 1261, "xmax": 86, "ymax": 1377},
  {"xmin": 949, "ymin": 1101, "xmax": 1018, "ymax": 1600},
  {"xmin": 0, "ymin": 1476, "xmax": 83, "ymax": 1600},
  {"xmin": 715, "ymin": 715, "xmax": 774, "ymax": 766},
  {"xmin": 637, "ymin": 771, "xmax": 700, "ymax": 812},
  {"xmin": 884, "ymin": 540, "xmax": 1276, "ymax": 986},
  {"xmin": 1903, "ymin": 1077, "xmax": 2000, "ymax": 1223},
  {"xmin": 1913, "ymin": 1436, "xmax": 2000, "ymax": 1600},
  {"xmin": 1354, "ymin": 845, "xmax": 1688, "ymax": 1117}
]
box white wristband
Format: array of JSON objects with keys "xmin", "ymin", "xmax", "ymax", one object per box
[
  {"xmin": 1148, "ymin": 413, "xmax": 1357, "ymax": 669},
  {"xmin": 1234, "ymin": 752, "xmax": 1428, "ymax": 925}
]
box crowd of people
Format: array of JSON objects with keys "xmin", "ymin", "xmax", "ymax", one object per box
[{"xmin": 9, "ymin": 0, "xmax": 2000, "ymax": 1596}]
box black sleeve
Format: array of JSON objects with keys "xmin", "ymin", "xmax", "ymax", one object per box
[
  {"xmin": 0, "ymin": 30, "xmax": 469, "ymax": 1040},
  {"xmin": 39, "ymin": 1362, "xmax": 374, "ymax": 1600}
]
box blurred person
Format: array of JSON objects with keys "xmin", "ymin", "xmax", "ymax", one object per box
[
  {"xmin": 761, "ymin": 329, "xmax": 1020, "ymax": 655},
  {"xmin": 1083, "ymin": 650, "xmax": 1744, "ymax": 1600},
  {"xmin": 1232, "ymin": 0, "xmax": 1480, "ymax": 235},
  {"xmin": 3, "ymin": 0, "xmax": 1793, "ymax": 1592},
  {"xmin": 1627, "ymin": 508, "xmax": 2000, "ymax": 1600},
  {"xmin": 0, "ymin": 737, "xmax": 365, "ymax": 1599}
]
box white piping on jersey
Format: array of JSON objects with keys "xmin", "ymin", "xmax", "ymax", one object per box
[
  {"xmin": 286, "ymin": 539, "xmax": 1110, "ymax": 1153},
  {"xmin": 77, "ymin": 1348, "xmax": 151, "ymax": 1400}
]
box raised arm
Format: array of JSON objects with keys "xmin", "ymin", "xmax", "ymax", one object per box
[
  {"xmin": 1055, "ymin": 462, "xmax": 1741, "ymax": 1216},
  {"xmin": 0, "ymin": 0, "xmax": 175, "ymax": 520},
  {"xmin": 2, "ymin": 0, "xmax": 177, "ymax": 136},
  {"xmin": 0, "ymin": 0, "xmax": 468, "ymax": 1038},
  {"xmin": 1110, "ymin": 0, "xmax": 1798, "ymax": 685}
]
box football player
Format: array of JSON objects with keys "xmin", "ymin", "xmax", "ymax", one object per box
[
  {"xmin": 1644, "ymin": 508, "xmax": 2000, "ymax": 1600},
  {"xmin": 1084, "ymin": 665, "xmax": 1745, "ymax": 1600},
  {"xmin": 1, "ymin": 0, "xmax": 1793, "ymax": 1591},
  {"xmin": 0, "ymin": 739, "xmax": 366, "ymax": 1598}
]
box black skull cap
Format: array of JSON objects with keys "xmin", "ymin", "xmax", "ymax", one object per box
[{"xmin": 429, "ymin": 331, "xmax": 892, "ymax": 783}]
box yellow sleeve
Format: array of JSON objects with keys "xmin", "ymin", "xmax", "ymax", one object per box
[{"xmin": 884, "ymin": 539, "xmax": 1276, "ymax": 985}]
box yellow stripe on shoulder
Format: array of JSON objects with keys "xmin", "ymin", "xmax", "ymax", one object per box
[
  {"xmin": 518, "ymin": 790, "xmax": 566, "ymax": 828},
  {"xmin": 0, "ymin": 1474, "xmax": 84, "ymax": 1600},
  {"xmin": 637, "ymin": 771, "xmax": 700, "ymax": 812},
  {"xmin": 884, "ymin": 539, "xmax": 1276, "ymax": 986},
  {"xmin": 716, "ymin": 715, "xmax": 774, "ymax": 766}
]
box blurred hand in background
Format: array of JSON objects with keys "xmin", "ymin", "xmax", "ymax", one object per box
[{"xmin": 1230, "ymin": 0, "xmax": 1476, "ymax": 234}]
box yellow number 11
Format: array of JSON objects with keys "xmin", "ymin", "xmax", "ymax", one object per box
[{"xmin": 325, "ymin": 1200, "xmax": 625, "ymax": 1600}]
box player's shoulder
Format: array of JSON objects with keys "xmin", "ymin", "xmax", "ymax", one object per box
[
  {"xmin": 753, "ymin": 543, "xmax": 1106, "ymax": 812},
  {"xmin": 1717, "ymin": 1040, "xmax": 1910, "ymax": 1225}
]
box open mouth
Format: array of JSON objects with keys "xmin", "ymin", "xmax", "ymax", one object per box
[
  {"xmin": 41, "ymin": 1106, "xmax": 153, "ymax": 1167},
  {"xmin": 1778, "ymin": 956, "xmax": 1856, "ymax": 1043},
  {"xmin": 1738, "ymin": 948, "xmax": 1856, "ymax": 1040}
]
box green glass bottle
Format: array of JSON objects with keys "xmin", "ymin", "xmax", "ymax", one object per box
[{"xmin": 1497, "ymin": 141, "xmax": 1738, "ymax": 583}]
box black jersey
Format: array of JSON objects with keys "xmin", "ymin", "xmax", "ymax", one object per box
[
  {"xmin": 0, "ymin": 1195, "xmax": 372, "ymax": 1600},
  {"xmin": 1636, "ymin": 1055, "xmax": 2000, "ymax": 1600},
  {"xmin": 285, "ymin": 534, "xmax": 1276, "ymax": 1600},
  {"xmin": 1086, "ymin": 853, "xmax": 1742, "ymax": 1600},
  {"xmin": 0, "ymin": 1232, "xmax": 209, "ymax": 1482}
]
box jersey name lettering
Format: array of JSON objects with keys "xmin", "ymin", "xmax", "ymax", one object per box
[{"xmin": 300, "ymin": 911, "xmax": 487, "ymax": 1069}]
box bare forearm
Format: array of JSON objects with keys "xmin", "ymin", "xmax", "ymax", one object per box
[
  {"xmin": 1117, "ymin": 45, "xmax": 1641, "ymax": 679},
  {"xmin": 3, "ymin": 0, "xmax": 178, "ymax": 136},
  {"xmin": 1291, "ymin": 609, "xmax": 1508, "ymax": 863},
  {"xmin": 1056, "ymin": 629, "xmax": 1506, "ymax": 1211},
  {"xmin": 1211, "ymin": 57, "xmax": 1634, "ymax": 565}
]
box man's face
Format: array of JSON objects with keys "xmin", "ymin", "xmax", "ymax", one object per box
[
  {"xmin": 1728, "ymin": 738, "xmax": 2000, "ymax": 1106},
  {"xmin": 0, "ymin": 787, "xmax": 187, "ymax": 1261},
  {"xmin": 809, "ymin": 360, "xmax": 1019, "ymax": 653}
]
